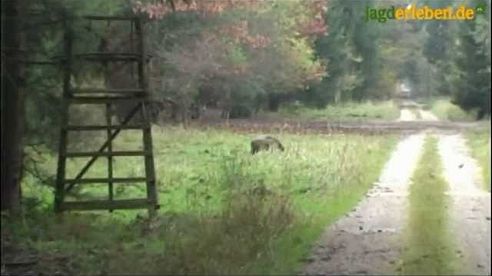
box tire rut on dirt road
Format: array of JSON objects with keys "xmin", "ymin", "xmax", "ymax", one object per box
[
  {"xmin": 438, "ymin": 134, "xmax": 491, "ymax": 275},
  {"xmin": 302, "ymin": 134, "xmax": 426, "ymax": 275},
  {"xmin": 398, "ymin": 109, "xmax": 417, "ymax": 122},
  {"xmin": 419, "ymin": 110, "xmax": 438, "ymax": 121}
]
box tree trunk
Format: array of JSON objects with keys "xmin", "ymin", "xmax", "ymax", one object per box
[
  {"xmin": 334, "ymin": 89, "xmax": 341, "ymax": 104},
  {"xmin": 177, "ymin": 99, "xmax": 189, "ymax": 128},
  {"xmin": 220, "ymin": 89, "xmax": 231, "ymax": 120},
  {"xmin": 1, "ymin": 0, "xmax": 26, "ymax": 214},
  {"xmin": 267, "ymin": 94, "xmax": 281, "ymax": 111}
]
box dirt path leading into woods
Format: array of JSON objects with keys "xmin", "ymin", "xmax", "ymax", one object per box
[
  {"xmin": 302, "ymin": 134, "xmax": 426, "ymax": 275},
  {"xmin": 398, "ymin": 109, "xmax": 417, "ymax": 121},
  {"xmin": 419, "ymin": 110, "xmax": 439, "ymax": 121},
  {"xmin": 303, "ymin": 132, "xmax": 491, "ymax": 275},
  {"xmin": 303, "ymin": 106, "xmax": 490, "ymax": 275},
  {"xmin": 398, "ymin": 100, "xmax": 438, "ymax": 122}
]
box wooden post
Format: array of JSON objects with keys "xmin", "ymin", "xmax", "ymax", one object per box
[
  {"xmin": 54, "ymin": 13, "xmax": 72, "ymax": 213},
  {"xmin": 135, "ymin": 18, "xmax": 158, "ymax": 217},
  {"xmin": 105, "ymin": 103, "xmax": 114, "ymax": 212}
]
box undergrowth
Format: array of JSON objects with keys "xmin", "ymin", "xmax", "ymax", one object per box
[
  {"xmin": 429, "ymin": 99, "xmax": 476, "ymax": 121},
  {"xmin": 4, "ymin": 127, "xmax": 397, "ymax": 275}
]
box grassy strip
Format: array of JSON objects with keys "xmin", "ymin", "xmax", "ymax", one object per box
[
  {"xmin": 399, "ymin": 136, "xmax": 456, "ymax": 275},
  {"xmin": 263, "ymin": 100, "xmax": 400, "ymax": 122},
  {"xmin": 429, "ymin": 98, "xmax": 476, "ymax": 121},
  {"xmin": 7, "ymin": 128, "xmax": 397, "ymax": 274},
  {"xmin": 252, "ymin": 146, "xmax": 394, "ymax": 274},
  {"xmin": 465, "ymin": 128, "xmax": 491, "ymax": 191}
]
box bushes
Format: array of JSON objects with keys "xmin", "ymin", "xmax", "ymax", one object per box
[
  {"xmin": 149, "ymin": 190, "xmax": 294, "ymax": 274},
  {"xmin": 431, "ymin": 99, "xmax": 476, "ymax": 121}
]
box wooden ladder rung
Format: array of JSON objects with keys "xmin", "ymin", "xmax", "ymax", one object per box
[
  {"xmin": 72, "ymin": 88, "xmax": 145, "ymax": 94},
  {"xmin": 68, "ymin": 96, "xmax": 146, "ymax": 104},
  {"xmin": 77, "ymin": 52, "xmax": 139, "ymax": 61},
  {"xmin": 65, "ymin": 125, "xmax": 147, "ymax": 131},
  {"xmin": 64, "ymin": 177, "xmax": 147, "ymax": 184},
  {"xmin": 60, "ymin": 198, "xmax": 154, "ymax": 211},
  {"xmin": 83, "ymin": 15, "xmax": 139, "ymax": 21},
  {"xmin": 65, "ymin": 151, "xmax": 148, "ymax": 158},
  {"xmin": 52, "ymin": 53, "xmax": 151, "ymax": 63},
  {"xmin": 74, "ymin": 53, "xmax": 151, "ymax": 62}
]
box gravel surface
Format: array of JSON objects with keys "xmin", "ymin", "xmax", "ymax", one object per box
[
  {"xmin": 302, "ymin": 134, "xmax": 426, "ymax": 275},
  {"xmin": 438, "ymin": 134, "xmax": 491, "ymax": 275}
]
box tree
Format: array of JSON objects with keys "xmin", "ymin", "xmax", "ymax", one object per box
[
  {"xmin": 452, "ymin": 12, "xmax": 491, "ymax": 118},
  {"xmin": 1, "ymin": 0, "xmax": 129, "ymax": 213},
  {"xmin": 310, "ymin": 0, "xmax": 360, "ymax": 105},
  {"xmin": 422, "ymin": 19, "xmax": 455, "ymax": 96},
  {"xmin": 1, "ymin": 0, "xmax": 26, "ymax": 213},
  {"xmin": 310, "ymin": 0, "xmax": 386, "ymax": 106},
  {"xmin": 141, "ymin": 0, "xmax": 325, "ymax": 119}
]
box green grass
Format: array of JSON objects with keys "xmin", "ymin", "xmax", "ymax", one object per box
[
  {"xmin": 263, "ymin": 100, "xmax": 400, "ymax": 122},
  {"xmin": 399, "ymin": 136, "xmax": 457, "ymax": 275},
  {"xmin": 428, "ymin": 98, "xmax": 476, "ymax": 121},
  {"xmin": 465, "ymin": 128, "xmax": 491, "ymax": 191},
  {"xmin": 6, "ymin": 127, "xmax": 397, "ymax": 275}
]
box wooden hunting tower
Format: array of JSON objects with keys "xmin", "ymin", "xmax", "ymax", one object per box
[{"xmin": 54, "ymin": 15, "xmax": 159, "ymax": 216}]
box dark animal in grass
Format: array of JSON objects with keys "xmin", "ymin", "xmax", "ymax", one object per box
[{"xmin": 251, "ymin": 135, "xmax": 285, "ymax": 154}]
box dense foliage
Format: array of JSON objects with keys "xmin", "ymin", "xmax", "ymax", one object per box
[
  {"xmin": 17, "ymin": 0, "xmax": 491, "ymax": 138},
  {"xmin": 1, "ymin": 0, "xmax": 490, "ymax": 213},
  {"xmin": 421, "ymin": 0, "xmax": 491, "ymax": 118}
]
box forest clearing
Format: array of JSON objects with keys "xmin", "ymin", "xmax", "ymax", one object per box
[
  {"xmin": 2, "ymin": 106, "xmax": 490, "ymax": 275},
  {"xmin": 1, "ymin": 0, "xmax": 490, "ymax": 275}
]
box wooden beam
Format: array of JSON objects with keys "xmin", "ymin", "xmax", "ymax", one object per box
[
  {"xmin": 105, "ymin": 103, "xmax": 114, "ymax": 209},
  {"xmin": 65, "ymin": 125, "xmax": 145, "ymax": 131},
  {"xmin": 68, "ymin": 96, "xmax": 145, "ymax": 104},
  {"xmin": 60, "ymin": 199, "xmax": 152, "ymax": 211},
  {"xmin": 64, "ymin": 177, "xmax": 147, "ymax": 184},
  {"xmin": 72, "ymin": 88, "xmax": 145, "ymax": 94},
  {"xmin": 136, "ymin": 18, "xmax": 159, "ymax": 218},
  {"xmin": 54, "ymin": 14, "xmax": 73, "ymax": 213},
  {"xmin": 65, "ymin": 151, "xmax": 147, "ymax": 158},
  {"xmin": 76, "ymin": 53, "xmax": 140, "ymax": 62},
  {"xmin": 51, "ymin": 53, "xmax": 151, "ymax": 63},
  {"xmin": 83, "ymin": 15, "xmax": 139, "ymax": 21}
]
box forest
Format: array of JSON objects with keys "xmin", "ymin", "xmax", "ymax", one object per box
[{"xmin": 1, "ymin": 0, "xmax": 491, "ymax": 275}]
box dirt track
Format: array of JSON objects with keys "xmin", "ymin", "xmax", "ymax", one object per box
[
  {"xmin": 438, "ymin": 134, "xmax": 491, "ymax": 275},
  {"xmin": 302, "ymin": 134, "xmax": 425, "ymax": 275},
  {"xmin": 300, "ymin": 106, "xmax": 490, "ymax": 275},
  {"xmin": 197, "ymin": 100, "xmax": 485, "ymax": 135}
]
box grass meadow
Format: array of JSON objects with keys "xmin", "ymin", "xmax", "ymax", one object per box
[
  {"xmin": 418, "ymin": 98, "xmax": 476, "ymax": 121},
  {"xmin": 5, "ymin": 127, "xmax": 397, "ymax": 274},
  {"xmin": 263, "ymin": 100, "xmax": 400, "ymax": 122}
]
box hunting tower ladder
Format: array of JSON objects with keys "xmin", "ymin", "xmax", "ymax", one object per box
[{"xmin": 54, "ymin": 15, "xmax": 159, "ymax": 216}]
